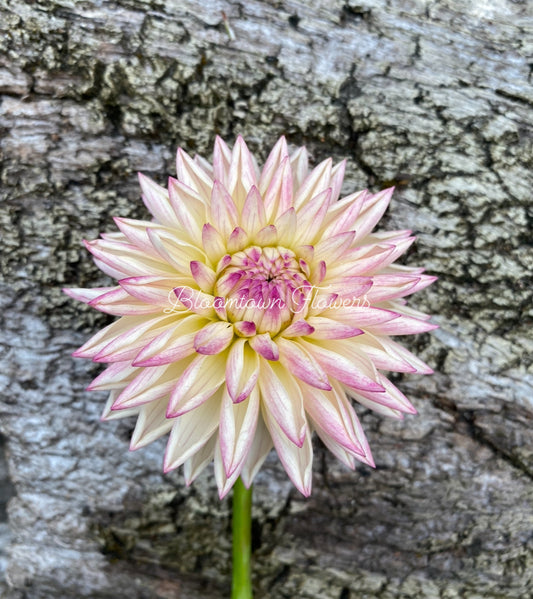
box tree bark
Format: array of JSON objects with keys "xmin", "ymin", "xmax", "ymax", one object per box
[{"xmin": 0, "ymin": 0, "xmax": 531, "ymax": 597}]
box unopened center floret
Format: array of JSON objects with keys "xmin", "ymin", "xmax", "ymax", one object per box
[{"xmin": 215, "ymin": 246, "xmax": 311, "ymax": 334}]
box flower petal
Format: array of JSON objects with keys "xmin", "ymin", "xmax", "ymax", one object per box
[
  {"xmin": 239, "ymin": 416, "xmax": 273, "ymax": 488},
  {"xmin": 258, "ymin": 359, "xmax": 307, "ymax": 447},
  {"xmin": 321, "ymin": 190, "xmax": 366, "ymax": 238},
  {"xmin": 300, "ymin": 339, "xmax": 384, "ymax": 393},
  {"xmin": 363, "ymin": 313, "xmax": 439, "ymax": 335},
  {"xmin": 202, "ymin": 223, "xmax": 227, "ymax": 264},
  {"xmin": 72, "ymin": 314, "xmax": 150, "ymax": 358},
  {"xmin": 294, "ymin": 188, "xmax": 332, "ymax": 245},
  {"xmin": 63, "ymin": 286, "xmax": 115, "ymax": 304},
  {"xmin": 138, "ymin": 172, "xmax": 180, "ymax": 226},
  {"xmin": 164, "ymin": 396, "xmax": 221, "ymax": 472},
  {"xmin": 352, "ymin": 187, "xmax": 394, "ymax": 242},
  {"xmin": 113, "ymin": 217, "xmax": 168, "ymax": 254},
  {"xmin": 93, "ymin": 314, "xmax": 175, "ymax": 363},
  {"xmin": 119, "ymin": 276, "xmax": 188, "ymax": 310},
  {"xmin": 194, "ymin": 321, "xmax": 234, "ymax": 355},
  {"xmin": 227, "ymin": 226, "xmax": 249, "ymax": 253},
  {"xmin": 254, "ymin": 224, "xmax": 278, "ymax": 246},
  {"xmin": 87, "ymin": 361, "xmax": 138, "ymax": 391},
  {"xmin": 313, "ymin": 231, "xmax": 355, "ymax": 265},
  {"xmin": 259, "ymin": 135, "xmax": 289, "ymax": 194},
  {"xmin": 101, "ymin": 390, "xmax": 140, "ymax": 422},
  {"xmin": 281, "ymin": 320, "xmax": 315, "ymax": 338},
  {"xmin": 171, "ymin": 286, "xmax": 217, "ymax": 318},
  {"xmin": 190, "ymin": 260, "xmax": 216, "ymax": 293},
  {"xmin": 176, "ymin": 147, "xmax": 214, "ymax": 200},
  {"xmin": 241, "ymin": 185, "xmax": 266, "ymax": 235},
  {"xmin": 147, "ymin": 228, "xmax": 206, "ymax": 273},
  {"xmin": 294, "ymin": 157, "xmax": 332, "ymax": 209},
  {"xmin": 274, "ymin": 207, "xmax": 297, "ymax": 247},
  {"xmin": 289, "ymin": 146, "xmax": 309, "ymax": 191},
  {"xmin": 183, "ymin": 434, "xmax": 218, "ymax": 485},
  {"xmin": 262, "ymin": 402, "xmax": 313, "ymax": 497},
  {"xmin": 276, "ymin": 337, "xmax": 332, "ymax": 390},
  {"xmin": 167, "ymin": 353, "xmax": 227, "ymax": 417},
  {"xmin": 305, "ymin": 316, "xmax": 363, "ymax": 340},
  {"xmin": 329, "ymin": 159, "xmax": 346, "ymax": 203},
  {"xmin": 89, "ymin": 286, "xmax": 162, "ymax": 315},
  {"xmin": 350, "ymin": 374, "xmax": 417, "ymax": 415},
  {"xmin": 226, "ymin": 339, "xmax": 260, "ymax": 403},
  {"xmin": 132, "ymin": 314, "xmax": 209, "ymax": 366},
  {"xmin": 303, "ymin": 387, "xmax": 364, "ymax": 456},
  {"xmin": 214, "ymin": 438, "xmax": 242, "ymax": 499},
  {"xmin": 84, "ymin": 238, "xmax": 173, "ymax": 278},
  {"xmin": 227, "ymin": 136, "xmax": 258, "ymax": 208},
  {"xmin": 112, "ymin": 363, "xmax": 183, "ymax": 409},
  {"xmin": 167, "ymin": 177, "xmax": 206, "ymax": 244},
  {"xmin": 263, "ymin": 156, "xmax": 293, "ymax": 221},
  {"xmin": 210, "ymin": 180, "xmax": 239, "ymax": 237},
  {"xmin": 249, "ymin": 333, "xmax": 279, "ymax": 361},
  {"xmin": 234, "ymin": 321, "xmax": 256, "ymax": 337},
  {"xmin": 130, "ymin": 397, "xmax": 174, "ymax": 450},
  {"xmin": 219, "ymin": 387, "xmax": 260, "ymax": 477},
  {"xmin": 213, "ymin": 135, "xmax": 232, "ymax": 185}
]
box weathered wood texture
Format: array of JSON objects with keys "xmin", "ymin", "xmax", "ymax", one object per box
[{"xmin": 1, "ymin": 0, "xmax": 532, "ymax": 597}]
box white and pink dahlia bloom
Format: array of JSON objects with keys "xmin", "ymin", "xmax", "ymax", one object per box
[{"xmin": 65, "ymin": 136, "xmax": 436, "ymax": 497}]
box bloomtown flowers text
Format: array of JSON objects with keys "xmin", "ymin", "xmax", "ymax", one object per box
[{"xmin": 165, "ymin": 285, "xmax": 371, "ymax": 314}]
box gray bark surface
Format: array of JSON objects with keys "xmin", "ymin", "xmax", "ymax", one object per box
[{"xmin": 0, "ymin": 0, "xmax": 532, "ymax": 597}]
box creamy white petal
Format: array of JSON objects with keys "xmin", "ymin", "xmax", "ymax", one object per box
[
  {"xmin": 262, "ymin": 402, "xmax": 313, "ymax": 497},
  {"xmin": 164, "ymin": 395, "xmax": 221, "ymax": 471},
  {"xmin": 130, "ymin": 397, "xmax": 174, "ymax": 449},
  {"xmin": 219, "ymin": 387, "xmax": 260, "ymax": 477}
]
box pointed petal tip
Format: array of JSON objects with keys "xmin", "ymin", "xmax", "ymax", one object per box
[
  {"xmin": 295, "ymin": 426, "xmax": 308, "ymax": 449},
  {"xmin": 233, "ymin": 392, "xmax": 250, "ymax": 404},
  {"xmin": 293, "ymin": 477, "xmax": 312, "ymax": 497},
  {"xmin": 218, "ymin": 486, "xmax": 232, "ymax": 500},
  {"xmin": 91, "ymin": 354, "xmax": 108, "ymax": 363},
  {"xmin": 366, "ymin": 456, "xmax": 376, "ymax": 469},
  {"xmin": 166, "ymin": 406, "xmax": 178, "ymax": 419}
]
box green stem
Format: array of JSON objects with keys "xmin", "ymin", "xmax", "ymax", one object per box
[{"xmin": 231, "ymin": 477, "xmax": 253, "ymax": 599}]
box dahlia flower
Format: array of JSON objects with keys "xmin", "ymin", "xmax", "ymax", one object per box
[{"xmin": 65, "ymin": 136, "xmax": 436, "ymax": 498}]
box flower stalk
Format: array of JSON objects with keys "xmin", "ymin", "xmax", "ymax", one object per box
[{"xmin": 232, "ymin": 478, "xmax": 253, "ymax": 599}]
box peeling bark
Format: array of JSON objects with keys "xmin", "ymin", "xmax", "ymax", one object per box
[{"xmin": 0, "ymin": 0, "xmax": 532, "ymax": 598}]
